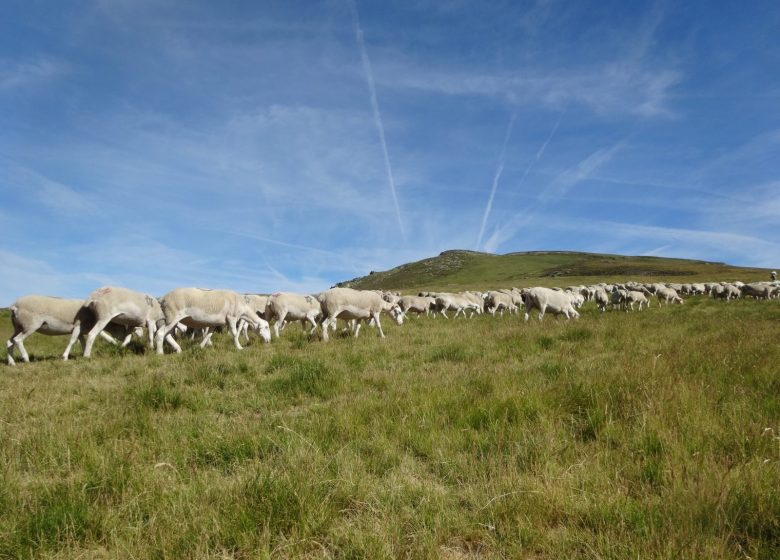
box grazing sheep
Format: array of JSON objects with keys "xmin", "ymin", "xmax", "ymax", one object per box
[
  {"xmin": 593, "ymin": 288, "xmax": 610, "ymax": 312},
  {"xmin": 656, "ymin": 287, "xmax": 684, "ymax": 306}
]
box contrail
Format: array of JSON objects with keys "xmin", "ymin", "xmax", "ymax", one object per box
[
  {"xmin": 536, "ymin": 108, "xmax": 566, "ymax": 160},
  {"xmin": 476, "ymin": 114, "xmax": 516, "ymax": 250},
  {"xmin": 350, "ymin": 0, "xmax": 405, "ymax": 238},
  {"xmin": 476, "ymin": 108, "xmax": 566, "ymax": 251}
]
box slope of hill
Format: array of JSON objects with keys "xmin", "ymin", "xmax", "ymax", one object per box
[{"xmin": 335, "ymin": 250, "xmax": 770, "ymax": 292}]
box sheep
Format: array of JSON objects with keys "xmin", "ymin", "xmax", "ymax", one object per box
[
  {"xmin": 398, "ymin": 295, "xmax": 435, "ymax": 316},
  {"xmin": 79, "ymin": 286, "xmax": 180, "ymax": 358},
  {"xmin": 317, "ymin": 288, "xmax": 404, "ymax": 342},
  {"xmin": 656, "ymin": 287, "xmax": 684, "ymax": 306},
  {"xmin": 4, "ymin": 294, "xmax": 155, "ymax": 365},
  {"xmin": 625, "ymin": 290, "xmax": 649, "ymax": 311},
  {"xmin": 433, "ymin": 293, "xmax": 482, "ymax": 319},
  {"xmin": 265, "ymin": 292, "xmax": 322, "ymax": 338},
  {"xmin": 155, "ymin": 288, "xmax": 270, "ymax": 353},
  {"xmin": 611, "ymin": 289, "xmax": 628, "ymax": 311},
  {"xmin": 461, "ymin": 291, "xmax": 486, "ymax": 314},
  {"xmin": 711, "ymin": 284, "xmax": 741, "ymax": 302},
  {"xmin": 236, "ymin": 294, "xmax": 271, "ymax": 341},
  {"xmin": 523, "ymin": 287, "xmax": 580, "ymax": 322},
  {"xmin": 565, "ymin": 290, "xmax": 585, "ymax": 309},
  {"xmin": 593, "ymin": 288, "xmax": 610, "ymax": 312},
  {"xmin": 741, "ymin": 283, "xmax": 772, "ymax": 300},
  {"xmin": 484, "ymin": 291, "xmax": 516, "ymax": 316},
  {"xmin": 7, "ymin": 296, "xmax": 104, "ymax": 365},
  {"xmin": 690, "ymin": 283, "xmax": 707, "ymax": 295}
]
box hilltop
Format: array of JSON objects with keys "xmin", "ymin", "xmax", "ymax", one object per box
[{"xmin": 335, "ymin": 250, "xmax": 770, "ymax": 292}]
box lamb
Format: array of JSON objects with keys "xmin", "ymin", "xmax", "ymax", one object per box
[
  {"xmin": 523, "ymin": 287, "xmax": 580, "ymax": 322},
  {"xmin": 155, "ymin": 288, "xmax": 270, "ymax": 353},
  {"xmin": 317, "ymin": 288, "xmax": 404, "ymax": 342}
]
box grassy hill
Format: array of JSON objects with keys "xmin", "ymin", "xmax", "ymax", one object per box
[
  {"xmin": 1, "ymin": 256, "xmax": 779, "ymax": 558},
  {"xmin": 335, "ymin": 250, "xmax": 770, "ymax": 292}
]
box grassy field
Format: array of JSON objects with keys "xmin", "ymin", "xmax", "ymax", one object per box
[
  {"xmin": 1, "ymin": 290, "xmax": 779, "ymax": 558},
  {"xmin": 337, "ymin": 250, "xmax": 771, "ymax": 292}
]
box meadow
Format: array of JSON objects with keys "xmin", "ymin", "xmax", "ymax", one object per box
[{"xmin": 1, "ymin": 294, "xmax": 779, "ymax": 558}]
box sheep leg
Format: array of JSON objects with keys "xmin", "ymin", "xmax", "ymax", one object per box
[
  {"xmin": 62, "ymin": 322, "xmax": 81, "ymax": 361},
  {"xmin": 13, "ymin": 327, "xmax": 38, "ymax": 363},
  {"xmin": 372, "ymin": 312, "xmax": 385, "ymax": 338},
  {"xmin": 7, "ymin": 323, "xmax": 28, "ymax": 365},
  {"xmin": 6, "ymin": 336, "xmax": 16, "ymax": 366},
  {"xmin": 306, "ymin": 314, "xmax": 319, "ymax": 335},
  {"xmin": 164, "ymin": 332, "xmax": 182, "ymax": 353},
  {"xmin": 146, "ymin": 320, "xmax": 157, "ymax": 348},
  {"xmin": 200, "ymin": 330, "xmax": 214, "ymax": 349},
  {"xmin": 83, "ymin": 315, "xmax": 121, "ymax": 358},
  {"xmin": 156, "ymin": 316, "xmax": 184, "ymax": 354},
  {"xmin": 225, "ymin": 318, "xmax": 242, "ymax": 350},
  {"xmin": 273, "ymin": 310, "xmax": 286, "ymax": 339}
]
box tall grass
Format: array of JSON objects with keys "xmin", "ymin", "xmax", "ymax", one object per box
[{"xmin": 0, "ymin": 298, "xmax": 778, "ymax": 558}]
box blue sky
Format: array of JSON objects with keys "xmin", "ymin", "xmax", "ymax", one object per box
[{"xmin": 2, "ymin": 0, "xmax": 779, "ymax": 302}]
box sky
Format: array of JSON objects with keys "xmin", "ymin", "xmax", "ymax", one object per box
[{"xmin": 2, "ymin": 0, "xmax": 779, "ymax": 302}]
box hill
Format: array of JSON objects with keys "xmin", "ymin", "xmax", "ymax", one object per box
[{"xmin": 335, "ymin": 250, "xmax": 770, "ymax": 292}]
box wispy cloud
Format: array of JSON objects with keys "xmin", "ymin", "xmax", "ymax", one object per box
[
  {"xmin": 476, "ymin": 114, "xmax": 516, "ymax": 250},
  {"xmin": 480, "ymin": 108, "xmax": 568, "ymax": 253},
  {"xmin": 576, "ymin": 220, "xmax": 780, "ymax": 267},
  {"xmin": 1, "ymin": 159, "xmax": 97, "ymax": 216},
  {"xmin": 350, "ymin": 0, "xmax": 405, "ymax": 238},
  {"xmin": 539, "ymin": 143, "xmax": 622, "ymax": 203},
  {"xmin": 376, "ymin": 62, "xmax": 681, "ymax": 117},
  {"xmin": 0, "ymin": 58, "xmax": 67, "ymax": 92}
]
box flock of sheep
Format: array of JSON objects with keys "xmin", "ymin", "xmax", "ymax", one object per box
[{"xmin": 5, "ymin": 276, "xmax": 779, "ymax": 366}]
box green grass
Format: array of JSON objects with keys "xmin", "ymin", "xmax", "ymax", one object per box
[
  {"xmin": 337, "ymin": 250, "xmax": 770, "ymax": 292},
  {"xmin": 1, "ymin": 296, "xmax": 779, "ymax": 558}
]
